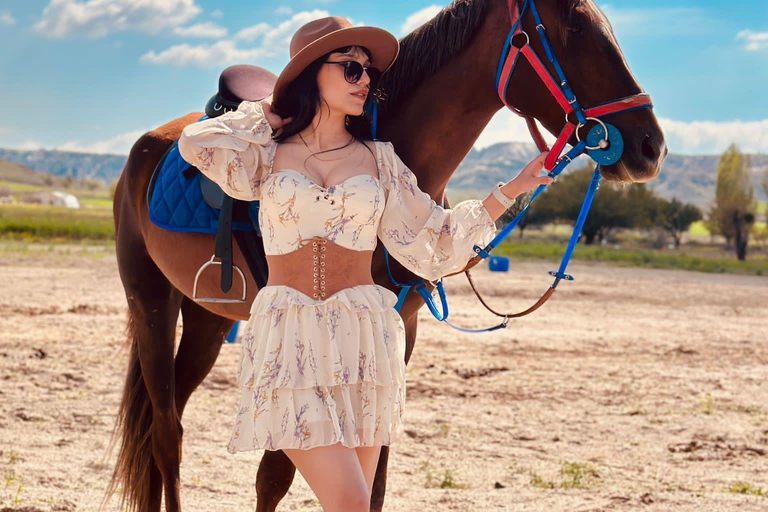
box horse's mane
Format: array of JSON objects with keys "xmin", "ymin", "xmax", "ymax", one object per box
[
  {"xmin": 377, "ymin": 0, "xmax": 591, "ymax": 115},
  {"xmin": 377, "ymin": 0, "xmax": 491, "ymax": 115}
]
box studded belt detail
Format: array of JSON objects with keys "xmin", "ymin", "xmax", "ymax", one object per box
[
  {"xmin": 311, "ymin": 238, "xmax": 327, "ymax": 299},
  {"xmin": 265, "ymin": 236, "xmax": 375, "ymax": 300}
]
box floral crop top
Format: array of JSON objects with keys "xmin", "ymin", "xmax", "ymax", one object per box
[{"xmin": 177, "ymin": 100, "xmax": 497, "ymax": 281}]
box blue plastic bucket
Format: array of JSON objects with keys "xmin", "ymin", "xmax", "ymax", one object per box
[
  {"xmin": 226, "ymin": 321, "xmax": 240, "ymax": 343},
  {"xmin": 488, "ymin": 256, "xmax": 509, "ymax": 272}
]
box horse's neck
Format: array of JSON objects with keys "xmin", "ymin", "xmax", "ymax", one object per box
[{"xmin": 381, "ymin": 0, "xmax": 511, "ymax": 198}]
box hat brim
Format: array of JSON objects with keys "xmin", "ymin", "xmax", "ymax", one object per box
[{"xmin": 272, "ymin": 26, "xmax": 399, "ymax": 110}]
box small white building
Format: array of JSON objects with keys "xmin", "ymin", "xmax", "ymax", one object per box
[
  {"xmin": 23, "ymin": 190, "xmax": 81, "ymax": 208},
  {"xmin": 51, "ymin": 191, "xmax": 80, "ymax": 209}
]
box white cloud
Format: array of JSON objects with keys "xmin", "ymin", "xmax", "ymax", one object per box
[
  {"xmin": 275, "ymin": 6, "xmax": 293, "ymax": 16},
  {"xmin": 140, "ymin": 41, "xmax": 269, "ymax": 68},
  {"xmin": 400, "ymin": 5, "xmax": 442, "ymax": 36},
  {"xmin": 0, "ymin": 11, "xmax": 15, "ymax": 25},
  {"xmin": 597, "ymin": 4, "xmax": 717, "ymax": 38},
  {"xmin": 56, "ymin": 129, "xmax": 146, "ymax": 155},
  {"xmin": 234, "ymin": 22, "xmax": 271, "ymax": 43},
  {"xmin": 14, "ymin": 140, "xmax": 45, "ymax": 151},
  {"xmin": 210, "ymin": 9, "xmax": 223, "ymax": 19},
  {"xmin": 173, "ymin": 22, "xmax": 228, "ymax": 39},
  {"xmin": 736, "ymin": 29, "xmax": 768, "ymax": 51},
  {"xmin": 34, "ymin": 0, "xmax": 201, "ymax": 38},
  {"xmin": 235, "ymin": 9, "xmax": 329, "ymax": 48},
  {"xmin": 658, "ymin": 117, "xmax": 768, "ymax": 155},
  {"xmin": 474, "ymin": 109, "xmax": 557, "ymax": 151},
  {"xmin": 142, "ymin": 10, "xmax": 330, "ymax": 68},
  {"xmin": 475, "ymin": 108, "xmax": 768, "ymax": 155}
]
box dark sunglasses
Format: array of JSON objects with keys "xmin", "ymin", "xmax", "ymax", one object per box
[{"xmin": 324, "ymin": 60, "xmax": 382, "ymax": 90}]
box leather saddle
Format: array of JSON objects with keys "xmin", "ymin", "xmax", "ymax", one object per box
[
  {"xmin": 175, "ymin": 64, "xmax": 277, "ymax": 302},
  {"xmin": 199, "ymin": 64, "xmax": 277, "ymax": 209},
  {"xmin": 202, "ymin": 64, "xmax": 276, "ymax": 302}
]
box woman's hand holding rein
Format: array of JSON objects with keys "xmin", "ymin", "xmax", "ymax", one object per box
[{"xmin": 482, "ymin": 151, "xmax": 555, "ymax": 222}]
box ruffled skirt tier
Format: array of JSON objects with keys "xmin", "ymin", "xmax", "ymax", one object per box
[{"xmin": 227, "ymin": 284, "xmax": 407, "ymax": 452}]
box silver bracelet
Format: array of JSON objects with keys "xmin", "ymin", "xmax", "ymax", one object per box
[{"xmin": 492, "ymin": 182, "xmax": 516, "ymax": 209}]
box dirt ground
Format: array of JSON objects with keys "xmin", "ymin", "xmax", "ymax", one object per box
[{"xmin": 1, "ymin": 248, "xmax": 766, "ymax": 511}]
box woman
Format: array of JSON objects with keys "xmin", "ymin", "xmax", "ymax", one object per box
[{"xmin": 178, "ymin": 16, "xmax": 552, "ymax": 512}]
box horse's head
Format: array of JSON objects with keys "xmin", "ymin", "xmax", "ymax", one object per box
[{"xmin": 500, "ymin": 0, "xmax": 666, "ymax": 183}]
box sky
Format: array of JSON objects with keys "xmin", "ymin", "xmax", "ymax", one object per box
[{"xmin": 0, "ymin": 0, "xmax": 766, "ymax": 156}]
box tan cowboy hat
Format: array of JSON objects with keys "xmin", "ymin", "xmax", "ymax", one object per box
[{"xmin": 272, "ymin": 16, "xmax": 399, "ymax": 111}]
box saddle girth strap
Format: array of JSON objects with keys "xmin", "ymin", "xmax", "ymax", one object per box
[
  {"xmin": 214, "ymin": 195, "xmax": 234, "ymax": 293},
  {"xmin": 232, "ymin": 229, "xmax": 269, "ymax": 289}
]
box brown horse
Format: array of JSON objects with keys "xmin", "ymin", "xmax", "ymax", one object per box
[{"xmin": 102, "ymin": 0, "xmax": 665, "ymax": 510}]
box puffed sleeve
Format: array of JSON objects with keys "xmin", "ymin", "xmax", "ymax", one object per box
[
  {"xmin": 177, "ymin": 100, "xmax": 276, "ymax": 202},
  {"xmin": 377, "ymin": 141, "xmax": 497, "ymax": 281}
]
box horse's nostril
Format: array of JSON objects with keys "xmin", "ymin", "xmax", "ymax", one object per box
[{"xmin": 640, "ymin": 134, "xmax": 658, "ymax": 162}]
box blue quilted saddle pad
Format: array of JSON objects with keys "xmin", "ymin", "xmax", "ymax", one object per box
[{"xmin": 148, "ymin": 139, "xmax": 260, "ymax": 235}]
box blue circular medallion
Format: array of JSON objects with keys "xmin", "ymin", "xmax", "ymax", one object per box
[{"xmin": 586, "ymin": 123, "xmax": 624, "ymax": 165}]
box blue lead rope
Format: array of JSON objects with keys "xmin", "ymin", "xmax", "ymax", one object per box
[
  {"xmin": 437, "ymin": 164, "xmax": 602, "ymax": 333},
  {"xmin": 550, "ymin": 164, "xmax": 601, "ymax": 286},
  {"xmin": 382, "ymin": 245, "xmax": 449, "ymax": 320},
  {"xmin": 385, "ymin": 160, "xmax": 603, "ymax": 332}
]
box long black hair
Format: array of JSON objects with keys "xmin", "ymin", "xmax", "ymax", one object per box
[{"xmin": 271, "ymin": 45, "xmax": 379, "ymax": 159}]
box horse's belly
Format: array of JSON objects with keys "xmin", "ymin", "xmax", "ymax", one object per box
[{"xmin": 141, "ymin": 210, "xmax": 257, "ymax": 321}]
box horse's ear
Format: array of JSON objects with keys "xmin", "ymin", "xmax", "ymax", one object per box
[{"xmin": 558, "ymin": 0, "xmax": 584, "ymax": 19}]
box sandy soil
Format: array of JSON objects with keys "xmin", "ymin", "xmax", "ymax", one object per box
[{"xmin": 1, "ymin": 249, "xmax": 766, "ymax": 511}]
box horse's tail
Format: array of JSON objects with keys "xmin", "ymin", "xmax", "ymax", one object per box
[{"xmin": 99, "ymin": 310, "xmax": 155, "ymax": 512}]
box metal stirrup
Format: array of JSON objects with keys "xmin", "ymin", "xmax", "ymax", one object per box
[{"xmin": 192, "ymin": 255, "xmax": 248, "ymax": 303}]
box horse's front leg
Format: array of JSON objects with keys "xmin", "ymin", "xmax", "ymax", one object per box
[
  {"xmin": 370, "ymin": 445, "xmax": 392, "ymax": 512},
  {"xmin": 370, "ymin": 307, "xmax": 418, "ymax": 511}
]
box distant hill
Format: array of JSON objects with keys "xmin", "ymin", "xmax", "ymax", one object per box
[
  {"xmin": 0, "ymin": 148, "xmax": 128, "ymax": 185},
  {"xmin": 0, "ymin": 143, "xmax": 766, "ymax": 209},
  {"xmin": 453, "ymin": 142, "xmax": 768, "ymax": 210},
  {"xmin": 0, "ymin": 158, "xmax": 64, "ymax": 186}
]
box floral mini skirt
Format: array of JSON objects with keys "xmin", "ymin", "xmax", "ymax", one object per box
[{"xmin": 227, "ymin": 283, "xmax": 407, "ymax": 453}]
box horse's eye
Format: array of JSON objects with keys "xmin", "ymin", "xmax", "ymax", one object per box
[{"xmin": 568, "ymin": 24, "xmax": 582, "ymax": 33}]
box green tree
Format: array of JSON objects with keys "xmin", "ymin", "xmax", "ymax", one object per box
[
  {"xmin": 654, "ymin": 197, "xmax": 702, "ymax": 247},
  {"xmin": 530, "ymin": 164, "xmax": 654, "ymax": 244},
  {"xmin": 83, "ymin": 178, "xmax": 103, "ymax": 191},
  {"xmin": 710, "ymin": 143, "xmax": 756, "ymax": 261},
  {"xmin": 761, "ymin": 167, "xmax": 768, "ymax": 200}
]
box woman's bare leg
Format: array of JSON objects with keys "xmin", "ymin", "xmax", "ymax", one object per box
[
  {"xmin": 355, "ymin": 445, "xmax": 382, "ymax": 497},
  {"xmin": 282, "ymin": 442, "xmax": 370, "ymax": 512}
]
